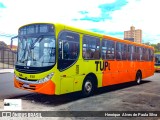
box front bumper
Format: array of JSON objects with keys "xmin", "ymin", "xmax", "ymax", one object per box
[
  {"xmin": 155, "ymin": 67, "xmax": 160, "ymax": 72},
  {"xmin": 14, "ymin": 77, "xmax": 56, "ymax": 95}
]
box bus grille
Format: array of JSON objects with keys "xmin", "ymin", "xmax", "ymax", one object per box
[{"xmin": 19, "ymin": 83, "xmax": 36, "ymax": 90}]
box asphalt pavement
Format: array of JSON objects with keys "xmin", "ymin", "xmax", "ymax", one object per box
[
  {"xmin": 0, "ymin": 72, "xmax": 159, "ymax": 120},
  {"xmin": 0, "ymin": 70, "xmax": 30, "ymax": 99}
]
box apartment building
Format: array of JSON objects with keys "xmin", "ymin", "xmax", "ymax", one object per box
[{"xmin": 124, "ymin": 26, "xmax": 142, "ymax": 43}]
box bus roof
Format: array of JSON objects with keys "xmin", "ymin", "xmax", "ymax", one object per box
[
  {"xmin": 19, "ymin": 22, "xmax": 154, "ymax": 50},
  {"xmin": 59, "ymin": 23, "xmax": 154, "ymax": 50},
  {"xmin": 103, "ymin": 35, "xmax": 154, "ymax": 49},
  {"xmin": 59, "ymin": 23, "xmax": 103, "ymax": 38}
]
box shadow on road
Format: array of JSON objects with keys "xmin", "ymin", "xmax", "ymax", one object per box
[
  {"xmin": 11, "ymin": 80, "xmax": 151, "ymax": 106},
  {"xmin": 96, "ymin": 80, "xmax": 151, "ymax": 94}
]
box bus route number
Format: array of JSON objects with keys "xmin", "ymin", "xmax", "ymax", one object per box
[{"xmin": 30, "ymin": 75, "xmax": 35, "ymax": 78}]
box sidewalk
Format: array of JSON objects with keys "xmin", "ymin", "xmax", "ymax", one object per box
[{"xmin": 0, "ymin": 69, "xmax": 14, "ymax": 74}]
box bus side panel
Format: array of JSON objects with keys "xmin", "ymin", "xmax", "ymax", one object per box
[
  {"xmin": 74, "ymin": 60, "xmax": 88, "ymax": 92},
  {"xmin": 82, "ymin": 60, "xmax": 103, "ymax": 88},
  {"xmin": 102, "ymin": 60, "xmax": 119, "ymax": 86},
  {"xmin": 142, "ymin": 61, "xmax": 154, "ymax": 79},
  {"xmin": 127, "ymin": 61, "xmax": 136, "ymax": 82},
  {"xmin": 102, "ymin": 60, "xmax": 141, "ymax": 87},
  {"xmin": 117, "ymin": 61, "xmax": 133, "ymax": 83},
  {"xmin": 59, "ymin": 63, "xmax": 78, "ymax": 94},
  {"xmin": 74, "ymin": 60, "xmax": 104, "ymax": 91},
  {"xmin": 59, "ymin": 59, "xmax": 103, "ymax": 94}
]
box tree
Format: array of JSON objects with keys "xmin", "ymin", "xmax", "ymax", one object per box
[{"xmin": 150, "ymin": 43, "xmax": 160, "ymax": 53}]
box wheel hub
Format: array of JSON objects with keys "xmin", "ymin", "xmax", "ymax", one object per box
[{"xmin": 85, "ymin": 81, "xmax": 92, "ymax": 93}]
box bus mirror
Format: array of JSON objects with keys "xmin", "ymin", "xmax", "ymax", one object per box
[
  {"xmin": 11, "ymin": 37, "xmax": 13, "ymax": 49},
  {"xmin": 11, "ymin": 36, "xmax": 18, "ymax": 50}
]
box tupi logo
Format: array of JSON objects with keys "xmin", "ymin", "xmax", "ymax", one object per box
[{"xmin": 95, "ymin": 61, "xmax": 110, "ymax": 71}]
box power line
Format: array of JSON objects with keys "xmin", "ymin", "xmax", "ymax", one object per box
[
  {"xmin": 0, "ymin": 34, "xmax": 14, "ymax": 37},
  {"xmin": 0, "ymin": 33, "xmax": 16, "ymax": 37}
]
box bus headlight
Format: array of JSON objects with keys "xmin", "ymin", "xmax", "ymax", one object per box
[{"xmin": 38, "ymin": 73, "xmax": 54, "ymax": 84}]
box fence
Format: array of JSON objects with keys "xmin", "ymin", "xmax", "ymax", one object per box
[{"xmin": 0, "ymin": 47, "xmax": 16, "ymax": 69}]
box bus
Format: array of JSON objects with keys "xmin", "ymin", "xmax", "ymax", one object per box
[
  {"xmin": 11, "ymin": 23, "xmax": 155, "ymax": 97},
  {"xmin": 155, "ymin": 53, "xmax": 160, "ymax": 72}
]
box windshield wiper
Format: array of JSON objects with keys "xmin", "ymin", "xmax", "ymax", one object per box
[{"xmin": 30, "ymin": 35, "xmax": 44, "ymax": 49}]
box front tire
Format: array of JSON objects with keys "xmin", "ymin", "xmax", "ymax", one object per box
[{"xmin": 82, "ymin": 76, "xmax": 95, "ymax": 97}]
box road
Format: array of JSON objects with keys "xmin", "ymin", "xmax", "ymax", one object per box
[
  {"xmin": 0, "ymin": 72, "xmax": 160, "ymax": 120},
  {"xmin": 0, "ymin": 73, "xmax": 30, "ymax": 99}
]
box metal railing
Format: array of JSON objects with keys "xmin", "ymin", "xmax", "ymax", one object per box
[{"xmin": 0, "ymin": 47, "xmax": 16, "ymax": 69}]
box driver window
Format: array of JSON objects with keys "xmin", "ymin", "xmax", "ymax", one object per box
[{"xmin": 58, "ymin": 31, "xmax": 80, "ymax": 70}]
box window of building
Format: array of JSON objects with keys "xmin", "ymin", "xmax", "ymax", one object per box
[
  {"xmin": 83, "ymin": 35, "xmax": 100, "ymax": 59},
  {"xmin": 101, "ymin": 39, "xmax": 115, "ymax": 60}
]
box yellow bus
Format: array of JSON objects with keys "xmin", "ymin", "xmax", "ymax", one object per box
[{"xmin": 11, "ymin": 23, "xmax": 155, "ymax": 97}]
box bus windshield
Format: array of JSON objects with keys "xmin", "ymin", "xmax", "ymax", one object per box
[
  {"xmin": 155, "ymin": 54, "xmax": 160, "ymax": 65},
  {"xmin": 17, "ymin": 35, "xmax": 56, "ymax": 67}
]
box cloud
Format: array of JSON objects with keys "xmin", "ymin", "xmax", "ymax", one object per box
[
  {"xmin": 0, "ymin": 0, "xmax": 160, "ymax": 44},
  {"xmin": 80, "ymin": 16, "xmax": 109, "ymax": 22},
  {"xmin": 79, "ymin": 11, "xmax": 89, "ymax": 15},
  {"xmin": 0, "ymin": 2, "xmax": 5, "ymax": 8},
  {"xmin": 0, "ymin": 0, "xmax": 115, "ymax": 33},
  {"xmin": 0, "ymin": 2, "xmax": 6, "ymax": 18},
  {"xmin": 89, "ymin": 28, "xmax": 107, "ymax": 34},
  {"xmin": 77, "ymin": 0, "xmax": 128, "ymax": 22},
  {"xmin": 105, "ymin": 0, "xmax": 160, "ymax": 43},
  {"xmin": 98, "ymin": 0, "xmax": 128, "ymax": 12}
]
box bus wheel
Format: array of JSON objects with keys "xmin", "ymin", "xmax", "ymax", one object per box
[
  {"xmin": 135, "ymin": 71, "xmax": 142, "ymax": 85},
  {"xmin": 82, "ymin": 76, "xmax": 95, "ymax": 97}
]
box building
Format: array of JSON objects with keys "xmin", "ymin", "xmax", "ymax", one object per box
[
  {"xmin": 0, "ymin": 41, "xmax": 17, "ymax": 51},
  {"xmin": 124, "ymin": 26, "xmax": 142, "ymax": 43},
  {"xmin": 7, "ymin": 45, "xmax": 17, "ymax": 51},
  {"xmin": 0, "ymin": 41, "xmax": 9, "ymax": 49}
]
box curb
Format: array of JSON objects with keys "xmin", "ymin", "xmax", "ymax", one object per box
[{"xmin": 0, "ymin": 69, "xmax": 14, "ymax": 74}]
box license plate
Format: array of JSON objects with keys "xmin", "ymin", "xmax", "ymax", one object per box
[{"xmin": 23, "ymin": 84, "xmax": 30, "ymax": 88}]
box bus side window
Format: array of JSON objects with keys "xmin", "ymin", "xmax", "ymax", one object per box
[
  {"xmin": 83, "ymin": 35, "xmax": 100, "ymax": 60},
  {"xmin": 139, "ymin": 47, "xmax": 143, "ymax": 61},
  {"xmin": 116, "ymin": 42, "xmax": 121, "ymax": 60},
  {"xmin": 121, "ymin": 43, "xmax": 127, "ymax": 60},
  {"xmin": 146, "ymin": 49, "xmax": 149, "ymax": 61},
  {"xmin": 101, "ymin": 40, "xmax": 107, "ymax": 59},
  {"xmin": 149, "ymin": 49, "xmax": 154, "ymax": 61},
  {"xmin": 101, "ymin": 39, "xmax": 115, "ymax": 60},
  {"xmin": 133, "ymin": 46, "xmax": 136, "ymax": 60},
  {"xmin": 142, "ymin": 48, "xmax": 146, "ymax": 61},
  {"xmin": 136, "ymin": 47, "xmax": 139, "ymax": 61},
  {"xmin": 128, "ymin": 45, "xmax": 133, "ymax": 61}
]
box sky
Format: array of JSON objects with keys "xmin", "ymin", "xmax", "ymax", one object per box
[{"xmin": 0, "ymin": 0, "xmax": 160, "ymax": 45}]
